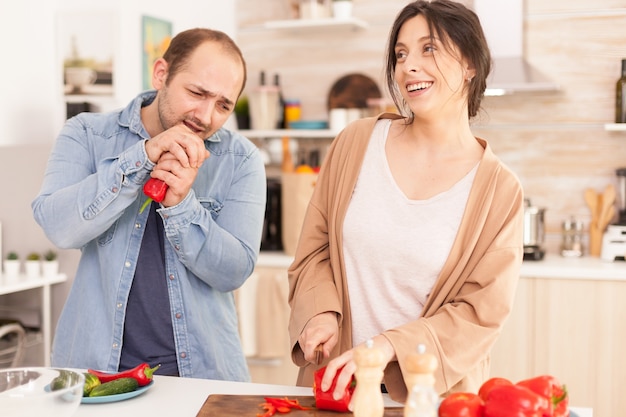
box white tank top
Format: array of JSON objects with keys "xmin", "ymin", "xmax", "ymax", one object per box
[{"xmin": 343, "ymin": 119, "xmax": 478, "ymax": 346}]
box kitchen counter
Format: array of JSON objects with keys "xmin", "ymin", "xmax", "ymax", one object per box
[
  {"xmin": 258, "ymin": 251, "xmax": 626, "ymax": 281},
  {"xmin": 73, "ymin": 375, "xmax": 593, "ymax": 416}
]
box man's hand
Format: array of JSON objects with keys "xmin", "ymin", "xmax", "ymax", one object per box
[
  {"xmin": 150, "ymin": 152, "xmax": 207, "ymax": 208},
  {"xmin": 145, "ymin": 123, "xmax": 210, "ymax": 169}
]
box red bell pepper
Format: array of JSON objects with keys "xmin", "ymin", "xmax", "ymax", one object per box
[
  {"xmin": 139, "ymin": 178, "xmax": 168, "ymax": 213},
  {"xmin": 516, "ymin": 375, "xmax": 569, "ymax": 417},
  {"xmin": 88, "ymin": 363, "xmax": 161, "ymax": 387},
  {"xmin": 263, "ymin": 397, "xmax": 309, "ymax": 411},
  {"xmin": 483, "ymin": 384, "xmax": 551, "ymax": 417},
  {"xmin": 257, "ymin": 402, "xmax": 276, "ymax": 417},
  {"xmin": 313, "ymin": 366, "xmax": 356, "ymax": 412}
]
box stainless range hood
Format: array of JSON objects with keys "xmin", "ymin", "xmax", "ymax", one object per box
[{"xmin": 474, "ymin": 0, "xmax": 559, "ymax": 96}]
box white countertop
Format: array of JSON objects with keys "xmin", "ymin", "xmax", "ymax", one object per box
[
  {"xmin": 73, "ymin": 375, "xmax": 592, "ymax": 417},
  {"xmin": 258, "ymin": 251, "xmax": 626, "ymax": 281}
]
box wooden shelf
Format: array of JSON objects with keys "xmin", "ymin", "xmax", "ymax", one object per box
[
  {"xmin": 604, "ymin": 123, "xmax": 626, "ymax": 131},
  {"xmin": 262, "ymin": 17, "xmax": 368, "ymax": 31},
  {"xmin": 239, "ymin": 129, "xmax": 336, "ymax": 139}
]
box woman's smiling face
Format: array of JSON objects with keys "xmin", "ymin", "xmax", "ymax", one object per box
[{"xmin": 394, "ymin": 14, "xmax": 474, "ymax": 119}]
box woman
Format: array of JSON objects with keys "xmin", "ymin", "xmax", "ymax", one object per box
[{"xmin": 287, "ymin": 0, "xmax": 524, "ymax": 404}]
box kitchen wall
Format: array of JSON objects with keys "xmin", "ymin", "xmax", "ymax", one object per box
[{"xmin": 235, "ymin": 0, "xmax": 626, "ymax": 248}]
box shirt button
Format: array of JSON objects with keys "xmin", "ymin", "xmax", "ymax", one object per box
[
  {"xmin": 174, "ymin": 245, "xmax": 180, "ymax": 251},
  {"xmin": 125, "ymin": 261, "xmax": 131, "ymax": 268},
  {"xmin": 175, "ymin": 313, "xmax": 182, "ymax": 319},
  {"xmin": 112, "ymin": 343, "xmax": 118, "ymax": 348},
  {"xmin": 111, "ymin": 187, "xmax": 118, "ymax": 193},
  {"xmin": 180, "ymin": 352, "xmax": 187, "ymax": 359},
  {"xmin": 117, "ymin": 303, "xmax": 122, "ymax": 309},
  {"xmin": 135, "ymin": 161, "xmax": 141, "ymax": 167},
  {"xmin": 169, "ymin": 274, "xmax": 175, "ymax": 280},
  {"xmin": 135, "ymin": 223, "xmax": 141, "ymax": 229}
]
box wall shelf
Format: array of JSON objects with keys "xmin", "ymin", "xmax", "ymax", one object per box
[
  {"xmin": 239, "ymin": 129, "xmax": 336, "ymax": 139},
  {"xmin": 263, "ymin": 17, "xmax": 368, "ymax": 32},
  {"xmin": 604, "ymin": 123, "xmax": 626, "ymax": 131}
]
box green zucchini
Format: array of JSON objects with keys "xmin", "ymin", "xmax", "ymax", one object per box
[
  {"xmin": 83, "ymin": 372, "xmax": 101, "ymax": 396},
  {"xmin": 88, "ymin": 377, "xmax": 139, "ymax": 397}
]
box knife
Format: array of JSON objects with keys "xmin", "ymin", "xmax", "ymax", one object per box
[{"xmin": 314, "ymin": 344, "xmax": 324, "ymax": 365}]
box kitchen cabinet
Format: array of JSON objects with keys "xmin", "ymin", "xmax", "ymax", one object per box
[
  {"xmin": 490, "ymin": 275, "xmax": 625, "ymax": 417},
  {"xmin": 0, "ymin": 274, "xmax": 67, "ymax": 367}
]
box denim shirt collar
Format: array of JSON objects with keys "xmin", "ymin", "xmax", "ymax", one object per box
[{"xmin": 117, "ymin": 90, "xmax": 224, "ymax": 143}]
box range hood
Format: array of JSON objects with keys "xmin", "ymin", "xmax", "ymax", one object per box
[{"xmin": 474, "ymin": 0, "xmax": 559, "ymax": 96}]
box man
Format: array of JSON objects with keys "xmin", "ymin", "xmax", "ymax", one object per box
[{"xmin": 32, "ymin": 28, "xmax": 266, "ymax": 381}]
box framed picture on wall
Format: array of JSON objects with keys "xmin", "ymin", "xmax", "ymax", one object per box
[
  {"xmin": 142, "ymin": 15, "xmax": 173, "ymax": 91},
  {"xmin": 57, "ymin": 11, "xmax": 116, "ymax": 97}
]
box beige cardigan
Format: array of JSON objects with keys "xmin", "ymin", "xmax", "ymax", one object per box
[{"xmin": 287, "ymin": 113, "xmax": 524, "ymax": 402}]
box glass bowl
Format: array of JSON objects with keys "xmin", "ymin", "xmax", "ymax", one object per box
[{"xmin": 0, "ymin": 367, "xmax": 85, "ymax": 417}]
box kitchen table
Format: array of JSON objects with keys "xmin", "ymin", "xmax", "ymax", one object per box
[{"xmin": 73, "ymin": 375, "xmax": 593, "ymax": 417}]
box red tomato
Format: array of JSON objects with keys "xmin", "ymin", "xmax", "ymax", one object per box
[
  {"xmin": 438, "ymin": 392, "xmax": 484, "ymax": 417},
  {"xmin": 478, "ymin": 377, "xmax": 513, "ymax": 403}
]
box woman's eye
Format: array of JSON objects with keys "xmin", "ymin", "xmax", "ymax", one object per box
[{"xmin": 395, "ymin": 51, "xmax": 407, "ymax": 60}]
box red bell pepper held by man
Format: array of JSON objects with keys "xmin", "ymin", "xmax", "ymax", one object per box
[
  {"xmin": 516, "ymin": 375, "xmax": 569, "ymax": 417},
  {"xmin": 88, "ymin": 363, "xmax": 161, "ymax": 386},
  {"xmin": 483, "ymin": 384, "xmax": 551, "ymax": 417},
  {"xmin": 139, "ymin": 178, "xmax": 168, "ymax": 213},
  {"xmin": 313, "ymin": 366, "xmax": 356, "ymax": 412}
]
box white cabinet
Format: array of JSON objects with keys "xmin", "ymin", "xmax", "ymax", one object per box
[
  {"xmin": 0, "ymin": 274, "xmax": 67, "ymax": 367},
  {"xmin": 490, "ymin": 276, "xmax": 625, "ymax": 417}
]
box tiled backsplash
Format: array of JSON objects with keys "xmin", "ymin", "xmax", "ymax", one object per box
[{"xmin": 235, "ymin": 0, "xmax": 626, "ymax": 245}]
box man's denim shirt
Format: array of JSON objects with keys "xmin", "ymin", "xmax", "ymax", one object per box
[{"xmin": 32, "ymin": 91, "xmax": 266, "ymax": 381}]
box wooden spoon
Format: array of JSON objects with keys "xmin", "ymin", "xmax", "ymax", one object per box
[
  {"xmin": 598, "ymin": 184, "xmax": 616, "ymax": 231},
  {"xmin": 584, "ymin": 188, "xmax": 598, "ymax": 229}
]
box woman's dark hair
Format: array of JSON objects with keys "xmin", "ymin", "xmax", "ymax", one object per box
[
  {"xmin": 384, "ymin": 0, "xmax": 491, "ymax": 120},
  {"xmin": 162, "ymin": 28, "xmax": 247, "ymax": 96}
]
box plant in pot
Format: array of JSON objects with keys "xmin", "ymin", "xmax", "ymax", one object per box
[
  {"xmin": 332, "ymin": 0, "xmax": 353, "ymax": 19},
  {"xmin": 64, "ymin": 35, "xmax": 97, "ymax": 94},
  {"xmin": 42, "ymin": 250, "xmax": 60, "ymax": 277},
  {"xmin": 25, "ymin": 252, "xmax": 42, "ymax": 279},
  {"xmin": 3, "ymin": 251, "xmax": 21, "ymax": 282}
]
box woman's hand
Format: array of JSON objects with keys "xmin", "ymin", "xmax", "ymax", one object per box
[
  {"xmin": 321, "ymin": 335, "xmax": 397, "ymax": 405},
  {"xmin": 299, "ymin": 312, "xmax": 339, "ymax": 365}
]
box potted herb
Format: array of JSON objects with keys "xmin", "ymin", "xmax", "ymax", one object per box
[
  {"xmin": 3, "ymin": 251, "xmax": 21, "ymax": 281},
  {"xmin": 25, "ymin": 252, "xmax": 42, "ymax": 279},
  {"xmin": 64, "ymin": 35, "xmax": 97, "ymax": 94},
  {"xmin": 42, "ymin": 250, "xmax": 60, "ymax": 277}
]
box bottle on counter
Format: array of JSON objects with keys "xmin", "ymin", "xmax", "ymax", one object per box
[
  {"xmin": 616, "ymin": 58, "xmax": 626, "ymax": 123},
  {"xmin": 274, "ymin": 74, "xmax": 286, "ymax": 129}
]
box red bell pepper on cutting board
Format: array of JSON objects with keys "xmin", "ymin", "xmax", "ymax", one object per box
[{"xmin": 313, "ymin": 366, "xmax": 356, "ymax": 412}]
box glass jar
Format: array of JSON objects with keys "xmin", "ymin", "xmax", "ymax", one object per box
[{"xmin": 561, "ymin": 217, "xmax": 584, "ymax": 257}]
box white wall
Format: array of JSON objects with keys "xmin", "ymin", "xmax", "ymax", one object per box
[
  {"xmin": 0, "ymin": 0, "xmax": 236, "ymax": 363},
  {"xmin": 0, "ymin": 0, "xmax": 236, "ymax": 146}
]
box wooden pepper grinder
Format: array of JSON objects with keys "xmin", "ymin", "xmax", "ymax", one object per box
[
  {"xmin": 404, "ymin": 344, "xmax": 439, "ymax": 417},
  {"xmin": 352, "ymin": 339, "xmax": 385, "ymax": 417}
]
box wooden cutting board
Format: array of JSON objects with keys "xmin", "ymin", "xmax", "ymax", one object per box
[{"xmin": 196, "ymin": 394, "xmax": 404, "ymax": 416}]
